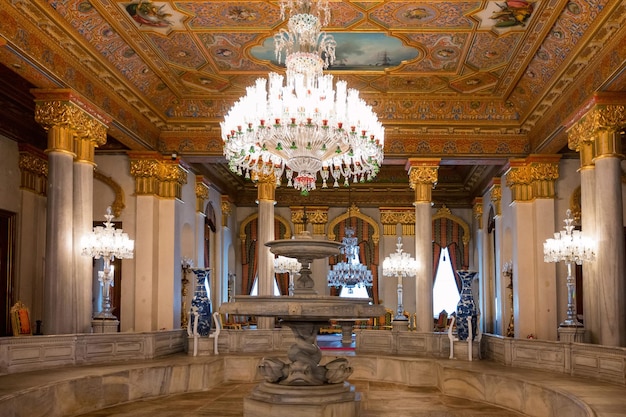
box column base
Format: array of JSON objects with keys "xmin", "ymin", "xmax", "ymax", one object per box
[
  {"xmin": 392, "ymin": 320, "xmax": 409, "ymax": 332},
  {"xmin": 91, "ymin": 319, "xmax": 119, "ymax": 333},
  {"xmin": 558, "ymin": 326, "xmax": 586, "ymax": 343},
  {"xmin": 244, "ymin": 381, "xmax": 360, "ymax": 417}
]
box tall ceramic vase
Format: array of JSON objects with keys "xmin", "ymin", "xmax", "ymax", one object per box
[
  {"xmin": 191, "ymin": 268, "xmax": 212, "ymax": 336},
  {"xmin": 455, "ymin": 270, "xmax": 478, "ymax": 341}
]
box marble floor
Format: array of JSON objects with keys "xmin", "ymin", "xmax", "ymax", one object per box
[{"xmin": 76, "ymin": 380, "xmax": 525, "ymax": 417}]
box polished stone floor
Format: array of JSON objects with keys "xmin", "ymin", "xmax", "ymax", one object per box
[{"xmin": 76, "ymin": 380, "xmax": 525, "ymax": 417}]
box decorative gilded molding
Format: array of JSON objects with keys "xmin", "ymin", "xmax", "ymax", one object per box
[
  {"xmin": 568, "ymin": 104, "xmax": 625, "ymax": 162},
  {"xmin": 472, "ymin": 198, "xmax": 483, "ymax": 230},
  {"xmin": 379, "ymin": 208, "xmax": 415, "ymax": 236},
  {"xmin": 432, "ymin": 206, "xmax": 470, "ymax": 246},
  {"xmin": 18, "ymin": 146, "xmax": 48, "ymax": 195},
  {"xmin": 93, "ymin": 169, "xmax": 125, "ymax": 218},
  {"xmin": 195, "ymin": 178, "xmax": 210, "ymax": 214},
  {"xmin": 238, "ymin": 212, "xmax": 292, "ymax": 247},
  {"xmin": 505, "ymin": 160, "xmax": 532, "ymax": 202},
  {"xmin": 327, "ymin": 204, "xmax": 380, "ymax": 245},
  {"xmin": 488, "ymin": 179, "xmax": 502, "ymax": 216},
  {"xmin": 221, "ymin": 195, "xmax": 232, "ymax": 227},
  {"xmin": 290, "ymin": 206, "xmax": 328, "ymax": 235},
  {"xmin": 406, "ymin": 158, "xmax": 440, "ymax": 203}
]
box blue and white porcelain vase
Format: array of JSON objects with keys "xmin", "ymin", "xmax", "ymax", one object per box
[
  {"xmin": 191, "ymin": 268, "xmax": 212, "ymax": 336},
  {"xmin": 455, "ymin": 270, "xmax": 478, "ymax": 341}
]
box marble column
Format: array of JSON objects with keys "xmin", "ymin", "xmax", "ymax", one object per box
[
  {"xmin": 256, "ymin": 173, "xmax": 277, "ymax": 330},
  {"xmin": 406, "ymin": 158, "xmax": 439, "ymax": 332},
  {"xmin": 473, "ymin": 198, "xmax": 490, "ymax": 333},
  {"xmin": 129, "ymin": 153, "xmax": 187, "ymax": 332},
  {"xmin": 73, "ymin": 121, "xmax": 108, "ymax": 333},
  {"xmin": 593, "ymin": 108, "xmax": 625, "ymax": 347},
  {"xmin": 505, "ymin": 156, "xmax": 560, "ymax": 341},
  {"xmin": 33, "ymin": 92, "xmax": 109, "ymax": 334}
]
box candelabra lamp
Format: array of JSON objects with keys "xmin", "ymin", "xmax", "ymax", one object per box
[
  {"xmin": 81, "ymin": 207, "xmax": 134, "ymax": 322},
  {"xmin": 382, "ymin": 237, "xmax": 418, "ymax": 321},
  {"xmin": 274, "ymin": 256, "xmax": 302, "ymax": 296},
  {"xmin": 543, "ymin": 209, "xmax": 595, "ymax": 329},
  {"xmin": 503, "ymin": 261, "xmax": 515, "ymax": 337}
]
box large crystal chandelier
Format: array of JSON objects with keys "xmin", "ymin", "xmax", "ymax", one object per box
[
  {"xmin": 81, "ymin": 207, "xmax": 135, "ymax": 320},
  {"xmin": 327, "ymin": 227, "xmax": 373, "ymax": 290},
  {"xmin": 543, "ymin": 209, "xmax": 595, "ymax": 327},
  {"xmin": 221, "ymin": 0, "xmax": 384, "ymax": 195},
  {"xmin": 383, "ymin": 237, "xmax": 418, "ymax": 320}
]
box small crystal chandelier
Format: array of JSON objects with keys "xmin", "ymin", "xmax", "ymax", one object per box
[
  {"xmin": 81, "ymin": 207, "xmax": 135, "ymax": 320},
  {"xmin": 221, "ymin": 0, "xmax": 384, "ymax": 195},
  {"xmin": 327, "ymin": 227, "xmax": 372, "ymax": 291},
  {"xmin": 274, "ymin": 255, "xmax": 302, "ymax": 296},
  {"xmin": 383, "ymin": 237, "xmax": 418, "ymax": 321},
  {"xmin": 543, "ymin": 209, "xmax": 595, "ymax": 327}
]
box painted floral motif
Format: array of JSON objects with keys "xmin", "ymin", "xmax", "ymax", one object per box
[
  {"xmin": 455, "ymin": 270, "xmax": 478, "ymax": 341},
  {"xmin": 490, "ymin": 0, "xmax": 535, "ymax": 27}
]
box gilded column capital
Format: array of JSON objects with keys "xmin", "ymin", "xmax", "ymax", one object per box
[
  {"xmin": 159, "ymin": 161, "xmax": 188, "ymax": 200},
  {"xmin": 472, "ymin": 198, "xmax": 483, "ymax": 230},
  {"xmin": 128, "ymin": 152, "xmax": 187, "ymax": 199},
  {"xmin": 195, "ymin": 177, "xmax": 210, "ymax": 213},
  {"xmin": 505, "ymin": 159, "xmax": 532, "ymax": 202},
  {"xmin": 529, "ymin": 155, "xmax": 561, "ymax": 199},
  {"xmin": 488, "ymin": 179, "xmax": 501, "ymax": 216},
  {"xmin": 406, "ymin": 158, "xmax": 440, "ymax": 203},
  {"xmin": 256, "ymin": 172, "xmax": 276, "ymax": 202},
  {"xmin": 379, "ymin": 208, "xmax": 415, "ymax": 236},
  {"xmin": 18, "ymin": 145, "xmax": 48, "ymax": 195},
  {"xmin": 221, "ymin": 195, "xmax": 232, "ymax": 227}
]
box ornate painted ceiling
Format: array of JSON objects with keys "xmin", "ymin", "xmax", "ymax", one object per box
[{"xmin": 0, "ymin": 0, "xmax": 625, "ymax": 207}]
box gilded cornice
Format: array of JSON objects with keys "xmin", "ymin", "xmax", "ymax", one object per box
[
  {"xmin": 18, "ymin": 147, "xmax": 48, "ymax": 195},
  {"xmin": 472, "ymin": 198, "xmax": 483, "ymax": 230},
  {"xmin": 195, "ymin": 177, "xmax": 210, "ymax": 213},
  {"xmin": 93, "ymin": 169, "xmax": 125, "ymax": 218},
  {"xmin": 379, "ymin": 208, "xmax": 415, "ymax": 236},
  {"xmin": 221, "ymin": 195, "xmax": 232, "ymax": 227}
]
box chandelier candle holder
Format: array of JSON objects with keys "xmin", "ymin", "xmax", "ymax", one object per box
[
  {"xmin": 81, "ymin": 207, "xmax": 134, "ymax": 320},
  {"xmin": 543, "ymin": 209, "xmax": 596, "ymax": 327},
  {"xmin": 327, "ymin": 227, "xmax": 373, "ymax": 291},
  {"xmin": 274, "ymin": 255, "xmax": 302, "ymax": 296},
  {"xmin": 221, "ymin": 0, "xmax": 384, "ymax": 196},
  {"xmin": 383, "ymin": 237, "xmax": 418, "ymax": 321}
]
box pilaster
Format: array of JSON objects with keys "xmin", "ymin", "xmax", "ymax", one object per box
[
  {"xmin": 291, "ymin": 206, "xmax": 328, "ymax": 236},
  {"xmin": 380, "ymin": 208, "xmax": 415, "ymax": 237}
]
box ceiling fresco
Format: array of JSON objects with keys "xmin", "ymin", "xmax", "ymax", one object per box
[{"xmin": 0, "ymin": 0, "xmax": 625, "ymax": 206}]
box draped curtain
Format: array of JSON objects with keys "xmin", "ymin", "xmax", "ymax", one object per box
[
  {"xmin": 242, "ymin": 217, "xmax": 289, "ymax": 296},
  {"xmin": 328, "ymin": 217, "xmax": 379, "ymax": 304},
  {"xmin": 432, "ymin": 217, "xmax": 469, "ymax": 291}
]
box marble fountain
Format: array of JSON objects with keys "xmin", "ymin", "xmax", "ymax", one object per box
[{"xmin": 220, "ymin": 232, "xmax": 385, "ymax": 417}]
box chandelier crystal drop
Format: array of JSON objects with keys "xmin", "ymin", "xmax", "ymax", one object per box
[
  {"xmin": 221, "ymin": 0, "xmax": 384, "ymax": 195},
  {"xmin": 327, "ymin": 227, "xmax": 373, "ymax": 289}
]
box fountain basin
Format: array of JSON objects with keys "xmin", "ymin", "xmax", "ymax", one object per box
[{"xmin": 220, "ymin": 295, "xmax": 384, "ymax": 322}]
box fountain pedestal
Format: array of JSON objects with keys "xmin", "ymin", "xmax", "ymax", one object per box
[{"xmin": 221, "ymin": 295, "xmax": 384, "ymax": 417}]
